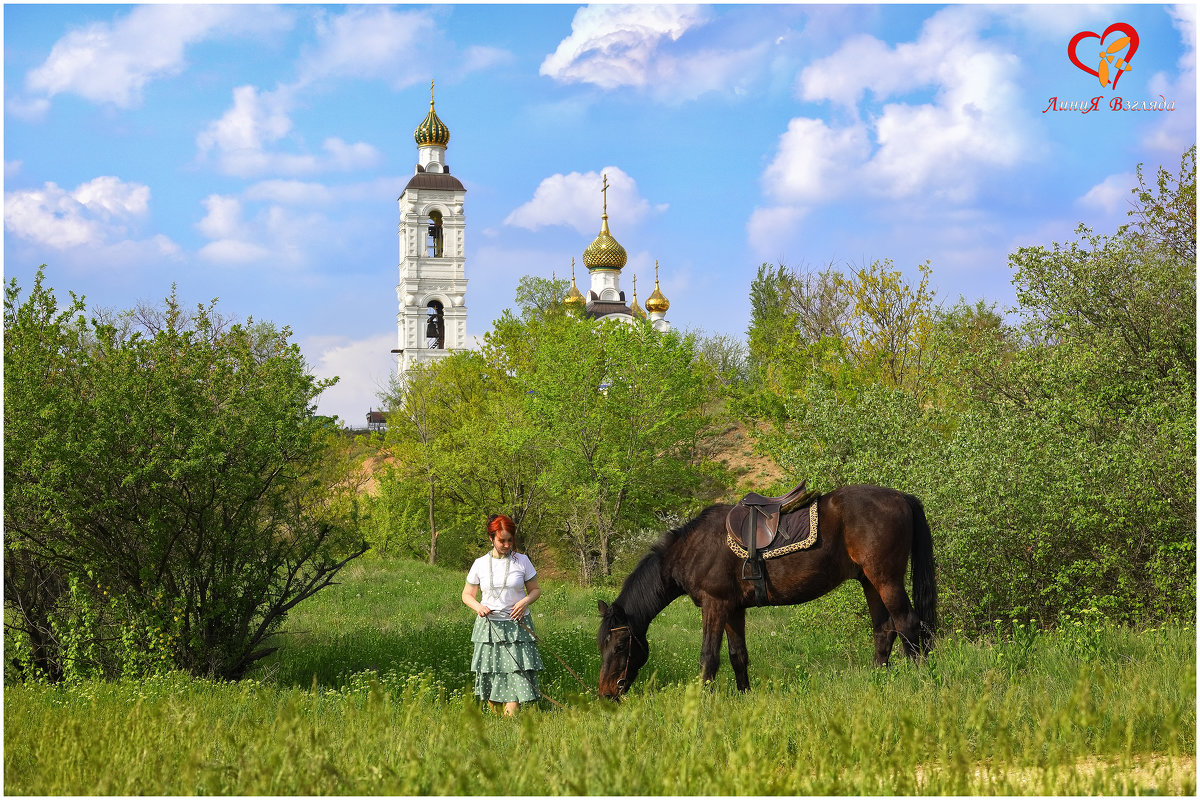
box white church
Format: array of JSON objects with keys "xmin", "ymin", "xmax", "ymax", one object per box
[{"xmin": 392, "ymin": 92, "xmax": 671, "ymax": 381}]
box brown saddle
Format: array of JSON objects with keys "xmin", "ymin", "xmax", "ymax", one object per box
[{"xmin": 726, "ymin": 481, "xmax": 820, "ymax": 550}]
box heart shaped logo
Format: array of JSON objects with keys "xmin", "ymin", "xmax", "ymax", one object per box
[{"xmin": 1069, "ymin": 23, "xmax": 1139, "ymax": 90}]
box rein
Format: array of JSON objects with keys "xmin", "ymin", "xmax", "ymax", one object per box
[{"xmin": 513, "ymin": 615, "xmax": 593, "ymax": 695}]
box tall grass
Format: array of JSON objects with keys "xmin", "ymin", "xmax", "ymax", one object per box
[{"xmin": 5, "ymin": 557, "xmax": 1195, "ymax": 795}]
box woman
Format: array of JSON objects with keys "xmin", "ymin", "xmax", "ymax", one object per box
[{"xmin": 462, "ymin": 514, "xmax": 544, "ymax": 715}]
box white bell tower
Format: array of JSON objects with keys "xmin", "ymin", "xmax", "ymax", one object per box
[{"xmin": 395, "ymin": 84, "xmax": 467, "ymax": 378}]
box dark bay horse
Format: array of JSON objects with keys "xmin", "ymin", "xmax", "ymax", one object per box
[{"xmin": 597, "ymin": 485, "xmax": 936, "ymax": 698}]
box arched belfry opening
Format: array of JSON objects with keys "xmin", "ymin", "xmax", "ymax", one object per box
[
  {"xmin": 427, "ymin": 210, "xmax": 444, "ymax": 257},
  {"xmin": 425, "ymin": 301, "xmax": 445, "ymax": 349}
]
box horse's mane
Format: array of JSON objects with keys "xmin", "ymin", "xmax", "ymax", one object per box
[{"xmin": 615, "ymin": 505, "xmax": 725, "ymax": 623}]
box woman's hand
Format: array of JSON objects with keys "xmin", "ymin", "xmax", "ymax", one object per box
[
  {"xmin": 462, "ymin": 582, "xmax": 492, "ymax": 617},
  {"xmin": 511, "ymin": 577, "xmax": 541, "ymax": 619}
]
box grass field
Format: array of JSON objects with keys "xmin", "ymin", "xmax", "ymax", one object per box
[{"xmin": 5, "ymin": 557, "xmax": 1196, "ymax": 794}]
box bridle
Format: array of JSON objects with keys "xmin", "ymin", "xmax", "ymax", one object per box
[{"xmin": 607, "ymin": 624, "xmax": 646, "ymax": 693}]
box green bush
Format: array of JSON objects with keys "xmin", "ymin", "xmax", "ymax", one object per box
[{"xmin": 4, "ymin": 270, "xmax": 367, "ymax": 681}]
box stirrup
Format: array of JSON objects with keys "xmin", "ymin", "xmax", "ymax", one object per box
[{"xmin": 741, "ymin": 558, "xmax": 764, "ymax": 582}]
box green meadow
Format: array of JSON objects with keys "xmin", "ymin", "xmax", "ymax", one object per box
[{"xmin": 5, "ymin": 557, "xmax": 1195, "ymax": 795}]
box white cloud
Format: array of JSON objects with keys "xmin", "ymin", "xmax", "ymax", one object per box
[
  {"xmin": 298, "ymin": 6, "xmax": 438, "ymax": 87},
  {"xmin": 196, "ymin": 238, "xmax": 273, "ymax": 265},
  {"xmin": 1002, "ymin": 5, "xmax": 1117, "ymax": 39},
  {"xmin": 242, "ymin": 176, "xmax": 405, "ymax": 207},
  {"xmin": 1170, "ymin": 3, "xmax": 1197, "ymax": 72},
  {"xmin": 541, "ymin": 4, "xmax": 714, "ymax": 91},
  {"xmin": 4, "ymin": 176, "xmax": 154, "ymax": 249},
  {"xmin": 195, "ymin": 192, "xmax": 335, "ymax": 267},
  {"xmin": 1141, "ymin": 4, "xmax": 1197, "ymax": 155},
  {"xmin": 196, "ymin": 195, "xmax": 245, "ymax": 241},
  {"xmin": 504, "ymin": 166, "xmax": 666, "ymax": 235},
  {"xmin": 1079, "ymin": 173, "xmax": 1136, "ymax": 215},
  {"xmin": 865, "ymin": 47, "xmax": 1024, "ymax": 202},
  {"xmin": 22, "ymin": 5, "xmax": 292, "ymax": 109},
  {"xmin": 6, "ymin": 96, "xmax": 51, "ymax": 122},
  {"xmin": 196, "ymin": 195, "xmax": 271, "ymax": 264},
  {"xmin": 762, "ymin": 118, "xmax": 870, "ymax": 205},
  {"xmin": 323, "ymin": 138, "xmax": 381, "ymax": 171},
  {"xmin": 462, "ymin": 45, "xmax": 515, "ymax": 75},
  {"xmin": 71, "ymin": 175, "xmax": 150, "ymax": 218},
  {"xmin": 797, "ymin": 33, "xmax": 901, "ymax": 108},
  {"xmin": 191, "ymin": 7, "xmax": 499, "ymax": 179},
  {"xmin": 295, "ymin": 6, "xmax": 512, "ymax": 88},
  {"xmin": 199, "ymin": 85, "xmax": 293, "ymax": 155},
  {"xmin": 652, "ymin": 41, "xmax": 772, "ymax": 102},
  {"xmin": 244, "ymin": 180, "xmax": 336, "ymax": 206},
  {"xmin": 746, "ymin": 205, "xmax": 808, "ymax": 257},
  {"xmin": 196, "ymin": 85, "xmax": 380, "ymax": 177},
  {"xmin": 306, "ymin": 332, "xmax": 398, "ymax": 424},
  {"xmin": 769, "ymin": 6, "xmax": 1031, "ymax": 211}
]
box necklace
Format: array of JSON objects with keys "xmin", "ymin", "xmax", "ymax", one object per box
[{"xmin": 488, "ymin": 552, "xmax": 512, "ymax": 596}]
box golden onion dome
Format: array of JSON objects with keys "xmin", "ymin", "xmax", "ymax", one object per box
[
  {"xmin": 414, "ymin": 100, "xmax": 450, "ymax": 148},
  {"xmin": 630, "ymin": 275, "xmax": 646, "ymax": 319},
  {"xmin": 583, "ymin": 173, "xmax": 627, "ymax": 270},
  {"xmin": 582, "ymin": 214, "xmax": 627, "ymax": 270},
  {"xmin": 564, "ymin": 259, "xmax": 585, "ymax": 307},
  {"xmin": 645, "ymin": 261, "xmax": 670, "ymax": 313}
]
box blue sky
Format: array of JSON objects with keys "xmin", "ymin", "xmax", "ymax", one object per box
[{"xmin": 5, "ymin": 4, "xmax": 1196, "ymax": 424}]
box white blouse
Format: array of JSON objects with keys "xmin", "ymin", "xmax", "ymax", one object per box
[{"xmin": 466, "ymin": 552, "xmax": 537, "ymax": 617}]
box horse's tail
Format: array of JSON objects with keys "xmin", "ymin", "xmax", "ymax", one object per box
[{"xmin": 906, "ymin": 493, "xmax": 937, "ymax": 653}]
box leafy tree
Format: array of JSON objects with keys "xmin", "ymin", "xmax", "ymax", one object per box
[
  {"xmin": 507, "ymin": 312, "xmax": 716, "ymax": 581},
  {"xmin": 973, "ymin": 149, "xmax": 1197, "ymax": 624},
  {"xmin": 4, "ymin": 270, "xmax": 367, "ymax": 681},
  {"xmin": 1133, "ymin": 145, "xmax": 1196, "ymax": 265},
  {"xmin": 513, "ymin": 274, "xmax": 571, "ymax": 322},
  {"xmin": 373, "ymin": 349, "xmax": 556, "ymax": 567},
  {"xmin": 687, "ymin": 328, "xmax": 750, "ymax": 391},
  {"xmin": 926, "ymin": 299, "xmax": 1012, "ymax": 411},
  {"xmin": 744, "ymin": 259, "xmax": 941, "ymax": 410},
  {"xmin": 377, "ymin": 361, "xmax": 456, "ymax": 564},
  {"xmin": 745, "ymin": 263, "xmax": 807, "ymax": 403},
  {"xmin": 844, "ymin": 259, "xmax": 939, "ymax": 396},
  {"xmin": 4, "ymin": 271, "xmax": 88, "ymax": 681}
]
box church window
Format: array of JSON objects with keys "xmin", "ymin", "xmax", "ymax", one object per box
[{"xmin": 427, "ymin": 210, "xmax": 444, "ymax": 257}]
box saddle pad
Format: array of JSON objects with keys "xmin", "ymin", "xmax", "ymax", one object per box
[{"xmin": 727, "ymin": 501, "xmax": 818, "ymax": 559}]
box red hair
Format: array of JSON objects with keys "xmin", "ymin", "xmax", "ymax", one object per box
[{"xmin": 486, "ymin": 514, "xmax": 516, "ymax": 539}]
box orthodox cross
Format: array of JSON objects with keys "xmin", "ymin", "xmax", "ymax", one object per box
[{"xmin": 602, "ymin": 173, "xmax": 609, "ymax": 216}]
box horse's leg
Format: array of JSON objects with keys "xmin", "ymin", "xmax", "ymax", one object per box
[
  {"xmin": 875, "ymin": 581, "xmax": 922, "ymax": 660},
  {"xmin": 699, "ymin": 600, "xmax": 727, "ymax": 686},
  {"xmin": 724, "ymin": 606, "xmax": 751, "ymax": 692},
  {"xmin": 859, "ymin": 577, "xmax": 897, "ymax": 667}
]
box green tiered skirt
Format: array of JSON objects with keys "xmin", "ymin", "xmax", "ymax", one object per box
[{"xmin": 470, "ymin": 614, "xmax": 544, "ymax": 703}]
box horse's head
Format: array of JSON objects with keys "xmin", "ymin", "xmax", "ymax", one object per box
[{"xmin": 597, "ymin": 600, "xmax": 648, "ymax": 700}]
